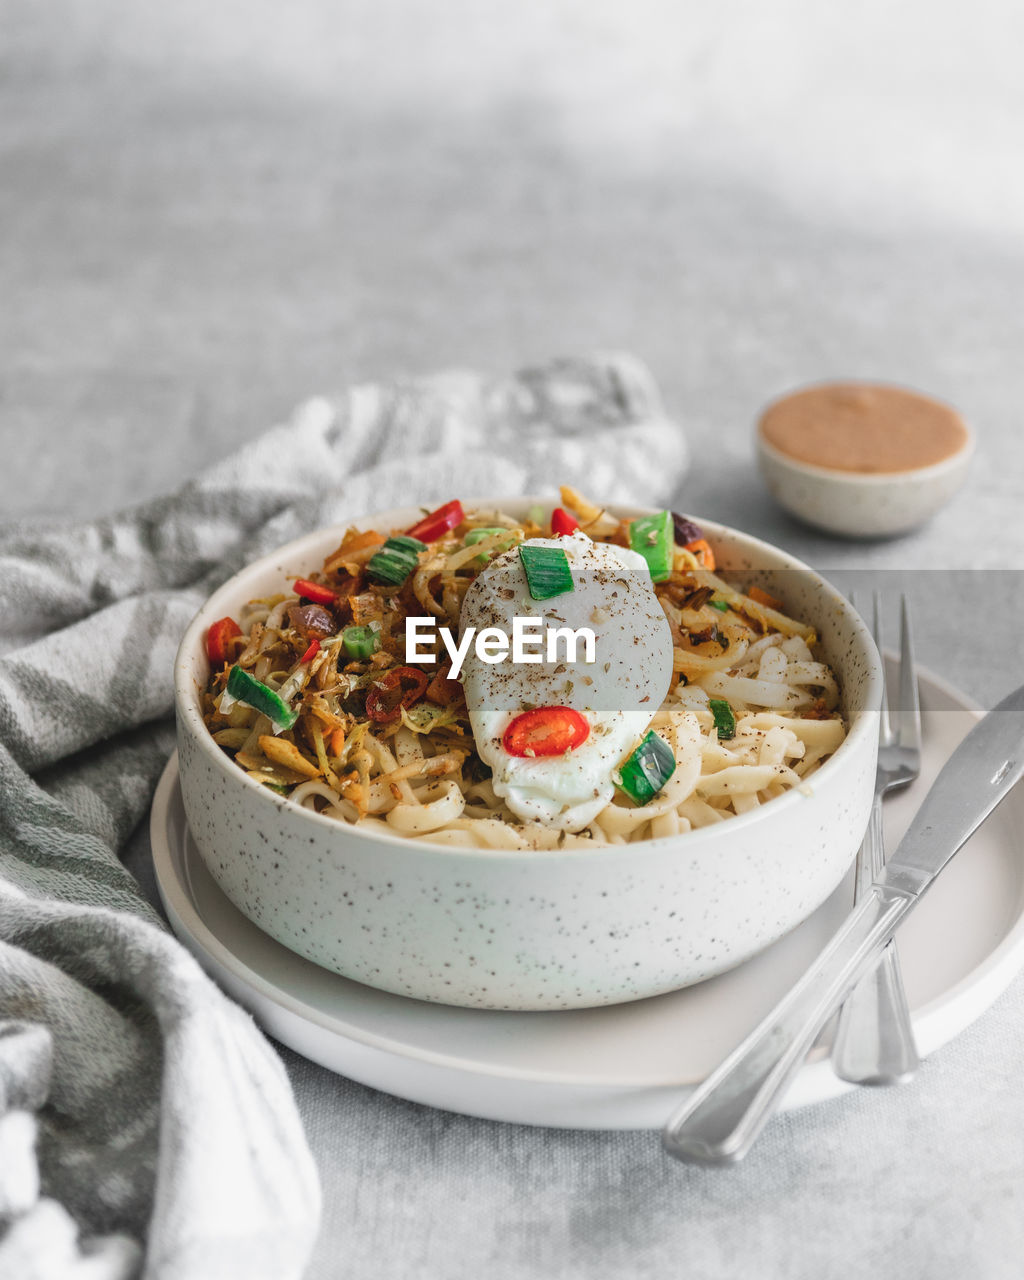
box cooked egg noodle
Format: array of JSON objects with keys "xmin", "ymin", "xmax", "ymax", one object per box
[{"xmin": 202, "ymin": 498, "xmax": 846, "ymax": 848}]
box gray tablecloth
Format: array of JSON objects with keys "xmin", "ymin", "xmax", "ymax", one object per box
[{"xmin": 4, "ymin": 3, "xmax": 1024, "ymax": 1277}]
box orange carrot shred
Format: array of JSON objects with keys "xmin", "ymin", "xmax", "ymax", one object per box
[
  {"xmin": 747, "ymin": 584, "xmax": 783, "ymax": 611},
  {"xmin": 339, "ymin": 528, "xmax": 384, "ymax": 553},
  {"xmin": 685, "ymin": 538, "xmax": 716, "ymax": 571}
]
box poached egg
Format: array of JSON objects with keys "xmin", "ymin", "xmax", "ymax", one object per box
[{"xmin": 459, "ymin": 531, "xmax": 674, "ymax": 831}]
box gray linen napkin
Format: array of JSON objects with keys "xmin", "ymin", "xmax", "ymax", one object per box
[{"xmin": 0, "ymin": 352, "xmax": 687, "ymax": 1279}]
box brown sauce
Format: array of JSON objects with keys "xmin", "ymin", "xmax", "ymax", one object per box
[{"xmin": 759, "ymin": 383, "xmax": 969, "ymax": 474}]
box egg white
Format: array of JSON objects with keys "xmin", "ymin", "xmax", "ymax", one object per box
[{"xmin": 459, "ymin": 531, "xmax": 674, "ymax": 831}]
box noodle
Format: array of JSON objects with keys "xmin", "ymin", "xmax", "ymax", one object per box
[{"xmin": 202, "ymin": 497, "xmax": 848, "ymax": 849}]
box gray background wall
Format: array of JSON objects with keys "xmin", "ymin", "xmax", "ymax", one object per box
[{"xmin": 4, "ymin": 0, "xmax": 1023, "ymax": 544}]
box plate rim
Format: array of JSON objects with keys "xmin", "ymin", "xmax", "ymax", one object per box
[{"xmin": 151, "ymin": 663, "xmax": 1024, "ymax": 1112}]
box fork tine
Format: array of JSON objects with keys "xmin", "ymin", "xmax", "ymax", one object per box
[
  {"xmin": 873, "ymin": 590, "xmax": 892, "ymax": 744},
  {"xmin": 896, "ymin": 594, "xmax": 922, "ymax": 752}
]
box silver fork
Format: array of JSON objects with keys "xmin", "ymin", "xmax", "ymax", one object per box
[{"xmin": 831, "ymin": 593, "xmax": 922, "ymax": 1085}]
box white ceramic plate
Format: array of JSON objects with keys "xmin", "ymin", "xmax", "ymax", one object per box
[{"xmin": 151, "ymin": 664, "xmax": 1024, "ymax": 1129}]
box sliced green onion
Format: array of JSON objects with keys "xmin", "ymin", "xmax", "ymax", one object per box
[
  {"xmin": 709, "ymin": 698, "xmax": 736, "ymax": 740},
  {"xmin": 519, "ymin": 544, "xmax": 574, "ymax": 600},
  {"xmin": 464, "ymin": 526, "xmax": 517, "ymax": 564},
  {"xmin": 366, "ymin": 534, "xmax": 427, "ymax": 586},
  {"xmin": 225, "ymin": 665, "xmax": 299, "ymax": 731},
  {"xmin": 628, "ymin": 510, "xmax": 674, "ymax": 582},
  {"xmin": 615, "ymin": 730, "xmax": 676, "ymax": 806},
  {"xmin": 709, "ymin": 598, "xmax": 730, "ymax": 613},
  {"xmin": 464, "ymin": 526, "xmax": 510, "ymax": 546},
  {"xmin": 342, "ymin": 625, "xmax": 379, "ymax": 661},
  {"xmin": 385, "ymin": 534, "xmax": 427, "ymax": 554}
]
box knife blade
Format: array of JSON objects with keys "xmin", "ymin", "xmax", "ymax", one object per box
[
  {"xmin": 662, "ymin": 682, "xmax": 1024, "ymax": 1165},
  {"xmin": 881, "ymin": 682, "xmax": 1024, "ymax": 896}
]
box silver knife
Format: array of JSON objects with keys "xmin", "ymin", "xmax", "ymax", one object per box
[{"xmin": 662, "ymin": 681, "xmax": 1024, "ymax": 1165}]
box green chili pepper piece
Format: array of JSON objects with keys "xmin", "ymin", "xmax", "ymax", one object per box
[{"xmin": 628, "ymin": 510, "xmax": 674, "ymax": 582}]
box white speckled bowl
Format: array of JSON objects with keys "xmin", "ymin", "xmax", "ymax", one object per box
[
  {"xmin": 757, "ymin": 429, "xmax": 974, "ymax": 539},
  {"xmin": 174, "ymin": 501, "xmax": 882, "ymax": 1011}
]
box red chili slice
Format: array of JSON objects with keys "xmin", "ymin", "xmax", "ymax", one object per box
[
  {"xmin": 293, "ymin": 578, "xmax": 338, "ymax": 606},
  {"xmin": 299, "ymin": 638, "xmax": 320, "ymax": 664},
  {"xmin": 551, "ymin": 507, "xmax": 580, "ymax": 537},
  {"xmin": 405, "ymin": 500, "xmax": 465, "ymax": 543},
  {"xmin": 503, "ymin": 706, "xmax": 590, "ymax": 757},
  {"xmin": 365, "ymin": 666, "xmax": 430, "ymax": 723},
  {"xmin": 206, "ymin": 617, "xmax": 242, "ymax": 667}
]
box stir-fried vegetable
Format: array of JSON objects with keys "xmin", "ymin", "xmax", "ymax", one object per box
[
  {"xmin": 670, "ymin": 514, "xmax": 716, "ymax": 568},
  {"xmin": 289, "ymin": 603, "xmax": 335, "ymax": 638},
  {"xmin": 342, "ymin": 625, "xmax": 378, "ymax": 661},
  {"xmin": 519, "ymin": 545, "xmax": 574, "ymax": 600},
  {"xmin": 293, "ymin": 578, "xmax": 338, "ymax": 605},
  {"xmin": 426, "ymin": 666, "xmax": 463, "ymax": 705},
  {"xmin": 551, "ymin": 507, "xmax": 579, "ymax": 537},
  {"xmin": 366, "ymin": 535, "xmax": 427, "ymax": 587},
  {"xmin": 629, "ymin": 510, "xmax": 674, "ymax": 582},
  {"xmin": 464, "ymin": 526, "xmax": 507, "ymax": 545},
  {"xmin": 206, "ymin": 617, "xmax": 241, "ymax": 667},
  {"xmin": 709, "ymin": 698, "xmax": 737, "ymax": 740},
  {"xmin": 406, "ymin": 499, "xmax": 465, "ymax": 543},
  {"xmin": 400, "ymin": 701, "xmax": 462, "ymax": 734},
  {"xmin": 259, "ymin": 735, "xmax": 320, "ymax": 778},
  {"xmin": 224, "ymin": 666, "xmax": 299, "ymax": 731},
  {"xmin": 747, "ymin": 584, "xmax": 784, "ymax": 611},
  {"xmin": 672, "ymin": 513, "xmax": 704, "ymax": 546},
  {"xmin": 683, "ymin": 538, "xmax": 716, "ymax": 570},
  {"xmin": 202, "ymin": 493, "xmax": 845, "ymax": 843},
  {"xmin": 364, "ymin": 666, "xmax": 430, "ymax": 723},
  {"xmin": 503, "ymin": 706, "xmax": 590, "ymax": 757},
  {"xmin": 615, "ymin": 730, "xmax": 676, "ymax": 806},
  {"xmin": 464, "ymin": 527, "xmax": 517, "ymax": 564}
]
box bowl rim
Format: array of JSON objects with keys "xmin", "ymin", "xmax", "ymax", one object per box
[{"xmin": 174, "ymin": 497, "xmax": 884, "ymax": 859}]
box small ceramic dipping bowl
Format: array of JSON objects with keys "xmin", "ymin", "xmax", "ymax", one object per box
[
  {"xmin": 174, "ymin": 500, "xmax": 882, "ymax": 1011},
  {"xmin": 756, "ymin": 382, "xmax": 974, "ymax": 538}
]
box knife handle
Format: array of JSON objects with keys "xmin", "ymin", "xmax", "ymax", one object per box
[
  {"xmin": 664, "ymin": 681, "xmax": 1024, "ymax": 1166},
  {"xmin": 831, "ymin": 794, "xmax": 919, "ymax": 1085},
  {"xmin": 662, "ymin": 885, "xmax": 911, "ymax": 1165}
]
